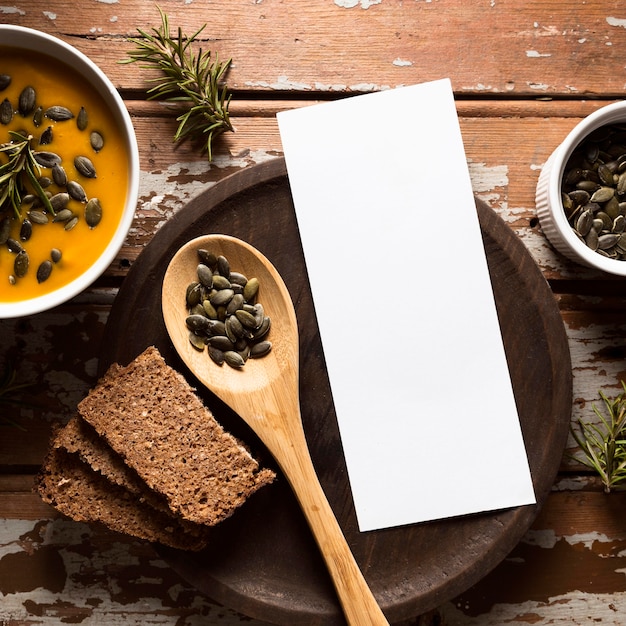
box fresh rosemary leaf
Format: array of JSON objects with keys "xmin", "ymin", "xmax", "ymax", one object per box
[
  {"xmin": 123, "ymin": 7, "xmax": 233, "ymax": 161},
  {"xmin": 571, "ymin": 382, "xmax": 626, "ymax": 492}
]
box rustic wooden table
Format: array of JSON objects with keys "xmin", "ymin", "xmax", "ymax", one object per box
[{"xmin": 2, "ymin": 1, "xmax": 626, "ymax": 624}]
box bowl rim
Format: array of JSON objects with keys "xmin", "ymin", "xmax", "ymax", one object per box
[
  {"xmin": 547, "ymin": 101, "xmax": 626, "ymax": 275},
  {"xmin": 0, "ymin": 24, "xmax": 140, "ymax": 318}
]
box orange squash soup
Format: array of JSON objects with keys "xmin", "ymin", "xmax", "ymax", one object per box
[{"xmin": 0, "ymin": 47, "xmax": 129, "ymax": 303}]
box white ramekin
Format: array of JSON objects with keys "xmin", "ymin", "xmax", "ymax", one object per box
[{"xmin": 536, "ymin": 101, "xmax": 626, "ymax": 275}]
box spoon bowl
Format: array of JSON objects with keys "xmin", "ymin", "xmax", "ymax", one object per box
[
  {"xmin": 161, "ymin": 235, "xmax": 298, "ymax": 395},
  {"xmin": 162, "ymin": 234, "xmax": 389, "ymax": 626}
]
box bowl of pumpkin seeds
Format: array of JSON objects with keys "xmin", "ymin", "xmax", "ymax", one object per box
[
  {"xmin": 0, "ymin": 25, "xmax": 139, "ymax": 317},
  {"xmin": 536, "ymin": 101, "xmax": 626, "ymax": 275}
]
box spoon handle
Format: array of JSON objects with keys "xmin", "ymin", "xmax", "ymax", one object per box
[{"xmin": 271, "ymin": 418, "xmax": 389, "ymax": 626}]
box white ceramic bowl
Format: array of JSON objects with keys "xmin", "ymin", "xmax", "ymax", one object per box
[
  {"xmin": 0, "ymin": 25, "xmax": 139, "ymax": 317},
  {"xmin": 536, "ymin": 101, "xmax": 626, "ymax": 275}
]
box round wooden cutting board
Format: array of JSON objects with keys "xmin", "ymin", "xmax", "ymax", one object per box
[{"xmin": 99, "ymin": 157, "xmax": 572, "ymax": 625}]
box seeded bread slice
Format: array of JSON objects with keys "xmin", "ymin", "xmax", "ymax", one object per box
[
  {"xmin": 78, "ymin": 346, "xmax": 275, "ymax": 526},
  {"xmin": 37, "ymin": 446, "xmax": 211, "ymax": 551}
]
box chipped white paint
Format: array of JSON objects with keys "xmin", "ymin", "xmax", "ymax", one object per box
[
  {"xmin": 245, "ymin": 78, "xmax": 393, "ymax": 92},
  {"xmin": 245, "ymin": 76, "xmax": 312, "ymax": 90},
  {"xmin": 467, "ymin": 160, "xmax": 509, "ymax": 194},
  {"xmin": 0, "ymin": 519, "xmax": 272, "ymax": 626},
  {"xmin": 110, "ymin": 15, "xmax": 118, "ymax": 22},
  {"xmin": 96, "ymin": 0, "xmax": 119, "ymax": 4},
  {"xmin": 136, "ymin": 150, "xmax": 278, "ymax": 232},
  {"xmin": 526, "ymin": 50, "xmax": 552, "ymax": 58},
  {"xmin": 607, "ymin": 16, "xmax": 626, "ymax": 29},
  {"xmin": 42, "ymin": 11, "xmax": 56, "ymax": 19},
  {"xmin": 564, "ymin": 532, "xmax": 615, "ymax": 549},
  {"xmin": 461, "ymin": 83, "xmax": 495, "ymax": 92},
  {"xmin": 441, "ymin": 592, "xmax": 626, "ymax": 624},
  {"xmin": 0, "ymin": 6, "xmax": 25, "ymax": 14},
  {"xmin": 314, "ymin": 81, "xmax": 348, "ymax": 91},
  {"xmin": 393, "ymin": 58, "xmax": 413, "ymax": 67},
  {"xmin": 528, "ymin": 82, "xmax": 550, "ymax": 91},
  {"xmin": 334, "ymin": 0, "xmax": 382, "ymax": 8}
]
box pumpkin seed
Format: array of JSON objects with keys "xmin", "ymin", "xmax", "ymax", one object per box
[
  {"xmin": 208, "ymin": 345, "xmax": 225, "ymax": 366},
  {"xmin": 208, "ymin": 335, "xmax": 236, "ymax": 351},
  {"xmin": 36, "ymin": 260, "xmax": 52, "ymax": 283},
  {"xmin": 53, "ymin": 208, "xmax": 74, "ymax": 223},
  {"xmin": 197, "ymin": 264, "xmax": 214, "ymax": 288},
  {"xmin": 186, "ymin": 281, "xmax": 203, "ymax": 307},
  {"xmin": 39, "ymin": 126, "xmax": 53, "ymax": 145},
  {"xmin": 90, "ymin": 130, "xmax": 104, "ymax": 152},
  {"xmin": 51, "ymin": 248, "xmax": 62, "ymax": 263},
  {"xmin": 188, "ymin": 331, "xmax": 206, "ymax": 351},
  {"xmin": 0, "ymin": 98, "xmax": 12, "ymax": 125},
  {"xmin": 229, "ymin": 271, "xmax": 248, "ymax": 286},
  {"xmin": 243, "ymin": 277, "xmax": 259, "ymax": 302},
  {"xmin": 85, "ymin": 198, "xmax": 102, "ymax": 228},
  {"xmin": 598, "ymin": 233, "xmax": 620, "ymax": 250},
  {"xmin": 210, "ymin": 288, "xmax": 234, "ymax": 307},
  {"xmin": 197, "ymin": 249, "xmax": 217, "ymax": 268},
  {"xmin": 64, "ymin": 216, "xmax": 79, "ymax": 231},
  {"xmin": 77, "ymin": 106, "xmax": 88, "ymax": 131},
  {"xmin": 235, "ymin": 309, "xmax": 258, "ymax": 329},
  {"xmin": 52, "ymin": 163, "xmax": 67, "ymax": 187},
  {"xmin": 0, "ymin": 74, "xmax": 11, "ymax": 91},
  {"xmin": 67, "ymin": 180, "xmax": 87, "ymax": 202},
  {"xmin": 14, "ymin": 251, "xmax": 29, "ymax": 278},
  {"xmin": 74, "ymin": 155, "xmax": 97, "ymax": 178},
  {"xmin": 211, "ymin": 274, "xmax": 230, "ymax": 290},
  {"xmin": 217, "ymin": 255, "xmax": 230, "ymax": 278},
  {"xmin": 186, "ymin": 314, "xmax": 211, "ymax": 333},
  {"xmin": 19, "ymin": 219, "xmax": 32, "ymax": 241},
  {"xmin": 250, "ymin": 341, "xmax": 272, "ymax": 358},
  {"xmin": 50, "ymin": 193, "xmax": 70, "ymax": 213},
  {"xmin": 45, "ymin": 105, "xmax": 74, "ymax": 121},
  {"xmin": 6, "ymin": 238, "xmax": 23, "ymax": 253},
  {"xmin": 202, "ymin": 299, "xmax": 218, "ymax": 319},
  {"xmin": 32, "ymin": 106, "xmax": 43, "ymax": 127},
  {"xmin": 18, "ymin": 86, "xmax": 36, "ymax": 116},
  {"xmin": 591, "ymin": 187, "xmax": 615, "ymax": 203},
  {"xmin": 33, "ymin": 151, "xmax": 61, "ymax": 168},
  {"xmin": 224, "ymin": 350, "xmax": 245, "ymax": 369},
  {"xmin": 226, "ymin": 293, "xmax": 245, "ymax": 315}
]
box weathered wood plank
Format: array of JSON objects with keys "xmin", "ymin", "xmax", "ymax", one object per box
[
  {"xmin": 2, "ymin": 0, "xmax": 626, "ymax": 97},
  {"xmin": 1, "ymin": 489, "xmax": 624, "ymax": 625}
]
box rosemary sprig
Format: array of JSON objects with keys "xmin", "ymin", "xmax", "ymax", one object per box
[
  {"xmin": 123, "ymin": 7, "xmax": 233, "ymax": 161},
  {"xmin": 0, "ymin": 130, "xmax": 54, "ymax": 220},
  {"xmin": 571, "ymin": 382, "xmax": 626, "ymax": 493}
]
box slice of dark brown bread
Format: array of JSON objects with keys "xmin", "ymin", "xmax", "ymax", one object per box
[
  {"xmin": 78, "ymin": 346, "xmax": 275, "ymax": 526},
  {"xmin": 37, "ymin": 446, "xmax": 211, "ymax": 551},
  {"xmin": 55, "ymin": 414, "xmax": 170, "ymax": 511}
]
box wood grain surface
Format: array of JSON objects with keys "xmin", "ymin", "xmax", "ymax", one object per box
[{"xmin": 2, "ymin": 1, "xmax": 626, "ymax": 624}]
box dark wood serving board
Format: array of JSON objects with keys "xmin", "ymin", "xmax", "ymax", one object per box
[{"xmin": 99, "ymin": 157, "xmax": 572, "ymax": 625}]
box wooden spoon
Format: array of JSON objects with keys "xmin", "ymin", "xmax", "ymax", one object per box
[{"xmin": 162, "ymin": 234, "xmax": 389, "ymax": 626}]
